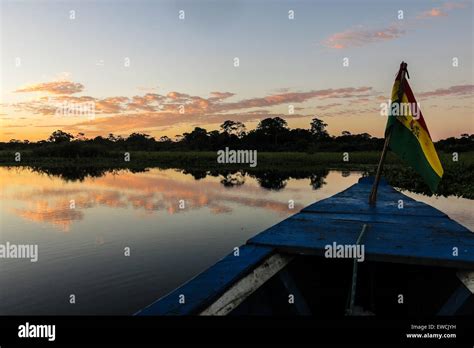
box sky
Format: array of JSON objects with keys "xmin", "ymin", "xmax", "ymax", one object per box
[{"xmin": 1, "ymin": 0, "xmax": 473, "ymax": 142}]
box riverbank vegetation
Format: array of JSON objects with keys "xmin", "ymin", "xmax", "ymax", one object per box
[
  {"xmin": 1, "ymin": 117, "xmax": 472, "ymax": 198},
  {"xmin": 2, "ymin": 118, "xmax": 473, "ymax": 156}
]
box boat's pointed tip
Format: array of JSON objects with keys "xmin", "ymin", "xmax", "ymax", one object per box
[{"xmin": 358, "ymin": 176, "xmax": 388, "ymax": 185}]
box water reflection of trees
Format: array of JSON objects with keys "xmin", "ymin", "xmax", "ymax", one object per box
[
  {"xmin": 181, "ymin": 169, "xmax": 208, "ymax": 180},
  {"xmin": 256, "ymin": 171, "xmax": 288, "ymax": 191},
  {"xmin": 182, "ymin": 168, "xmax": 331, "ymax": 191},
  {"xmin": 220, "ymin": 172, "xmax": 246, "ymax": 187},
  {"xmin": 8, "ymin": 164, "xmax": 472, "ymax": 198},
  {"xmin": 341, "ymin": 170, "xmax": 351, "ymax": 177},
  {"xmin": 30, "ymin": 166, "xmax": 148, "ymax": 182},
  {"xmin": 309, "ymin": 172, "xmax": 327, "ymax": 190},
  {"xmin": 16, "ymin": 165, "xmax": 332, "ymax": 192},
  {"xmin": 381, "ymin": 166, "xmax": 465, "ymax": 198}
]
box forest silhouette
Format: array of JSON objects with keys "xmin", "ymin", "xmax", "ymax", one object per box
[{"xmin": 2, "ymin": 117, "xmax": 472, "ymax": 156}]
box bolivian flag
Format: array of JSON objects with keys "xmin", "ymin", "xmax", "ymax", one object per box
[{"xmin": 385, "ymin": 63, "xmax": 443, "ymax": 192}]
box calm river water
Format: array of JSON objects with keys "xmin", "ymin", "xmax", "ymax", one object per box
[{"xmin": 0, "ymin": 167, "xmax": 472, "ymax": 314}]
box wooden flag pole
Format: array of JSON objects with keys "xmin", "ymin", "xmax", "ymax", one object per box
[{"xmin": 369, "ymin": 62, "xmax": 408, "ymax": 205}]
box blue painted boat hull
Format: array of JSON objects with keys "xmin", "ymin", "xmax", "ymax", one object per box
[{"xmin": 137, "ymin": 177, "xmax": 474, "ymax": 316}]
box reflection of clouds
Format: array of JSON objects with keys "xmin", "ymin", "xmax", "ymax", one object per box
[
  {"xmin": 95, "ymin": 236, "xmax": 105, "ymax": 246},
  {"xmin": 209, "ymin": 204, "xmax": 233, "ymax": 214},
  {"xmin": 12, "ymin": 200, "xmax": 84, "ymax": 232},
  {"xmin": 1, "ymin": 168, "xmax": 305, "ymax": 231}
]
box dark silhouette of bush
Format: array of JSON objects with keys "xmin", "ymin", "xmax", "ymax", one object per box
[
  {"xmin": 32, "ymin": 142, "xmax": 105, "ymax": 158},
  {"xmin": 1, "ymin": 118, "xmax": 472, "ymax": 155}
]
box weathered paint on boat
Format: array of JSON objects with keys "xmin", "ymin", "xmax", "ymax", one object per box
[{"xmin": 136, "ymin": 177, "xmax": 474, "ymax": 316}]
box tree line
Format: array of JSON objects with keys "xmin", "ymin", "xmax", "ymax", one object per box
[{"xmin": 1, "ymin": 117, "xmax": 472, "ymax": 157}]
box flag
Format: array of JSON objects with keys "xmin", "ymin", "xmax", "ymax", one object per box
[{"xmin": 385, "ymin": 64, "xmax": 443, "ymax": 192}]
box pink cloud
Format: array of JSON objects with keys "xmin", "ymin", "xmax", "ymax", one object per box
[
  {"xmin": 324, "ymin": 2, "xmax": 468, "ymax": 49},
  {"xmin": 418, "ymin": 84, "xmax": 474, "ymax": 98},
  {"xmin": 215, "ymin": 87, "xmax": 372, "ymax": 111},
  {"xmin": 13, "ymin": 79, "xmax": 373, "ymax": 118},
  {"xmin": 323, "ymin": 25, "xmax": 405, "ymax": 49},
  {"xmin": 430, "ymin": 7, "xmax": 448, "ymax": 15},
  {"xmin": 418, "ymin": 8, "xmax": 447, "ymax": 18},
  {"xmin": 93, "ymin": 97, "xmax": 128, "ymax": 114},
  {"xmin": 418, "ymin": 1, "xmax": 467, "ymax": 18},
  {"xmin": 208, "ymin": 91, "xmax": 235, "ymax": 101},
  {"xmin": 10, "ymin": 77, "xmax": 378, "ymax": 137},
  {"xmin": 443, "ymin": 2, "xmax": 467, "ymax": 10},
  {"xmin": 318, "ymin": 103, "xmax": 342, "ymax": 110},
  {"xmin": 14, "ymin": 81, "xmax": 84, "ymax": 94},
  {"xmin": 166, "ymin": 91, "xmax": 190, "ymax": 100}
]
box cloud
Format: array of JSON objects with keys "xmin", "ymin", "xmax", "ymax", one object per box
[
  {"xmin": 12, "ymin": 101, "xmax": 59, "ymax": 115},
  {"xmin": 60, "ymin": 86, "xmax": 372, "ymax": 135},
  {"xmin": 136, "ymin": 86, "xmax": 159, "ymax": 92},
  {"xmin": 323, "ymin": 25, "xmax": 405, "ymax": 49},
  {"xmin": 417, "ymin": 1, "xmax": 467, "ymax": 18},
  {"xmin": 209, "ymin": 91, "xmax": 235, "ymax": 101},
  {"xmin": 9, "ymin": 77, "xmax": 378, "ymax": 137},
  {"xmin": 15, "ymin": 81, "xmax": 84, "ymax": 94},
  {"xmin": 66, "ymin": 111, "xmax": 308, "ymax": 137},
  {"xmin": 318, "ymin": 103, "xmax": 342, "ymax": 110},
  {"xmin": 215, "ymin": 87, "xmax": 372, "ymax": 111},
  {"xmin": 167, "ymin": 91, "xmax": 190, "ymax": 100},
  {"xmin": 95, "ymin": 97, "xmax": 129, "ymax": 113},
  {"xmin": 323, "ymin": 1, "xmax": 468, "ymax": 49},
  {"xmin": 443, "ymin": 1, "xmax": 468, "ymax": 10},
  {"xmin": 127, "ymin": 94, "xmax": 165, "ymax": 112},
  {"xmin": 418, "ymin": 8, "xmax": 447, "ymax": 18},
  {"xmin": 12, "ymin": 83, "xmax": 372, "ymax": 120},
  {"xmin": 418, "ymin": 84, "xmax": 474, "ymax": 98},
  {"xmin": 13, "ymin": 95, "xmax": 128, "ymax": 115}
]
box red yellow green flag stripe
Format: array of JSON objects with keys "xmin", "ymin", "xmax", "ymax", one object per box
[{"xmin": 385, "ymin": 66, "xmax": 444, "ymax": 192}]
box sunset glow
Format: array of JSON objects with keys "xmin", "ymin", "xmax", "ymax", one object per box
[{"xmin": 1, "ymin": 0, "xmax": 472, "ymax": 142}]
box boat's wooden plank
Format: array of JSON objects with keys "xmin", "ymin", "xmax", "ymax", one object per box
[
  {"xmin": 438, "ymin": 271, "xmax": 474, "ymax": 315},
  {"xmin": 437, "ymin": 285, "xmax": 472, "ymax": 315},
  {"xmin": 303, "ymin": 196, "xmax": 446, "ymax": 217},
  {"xmin": 278, "ymin": 268, "xmax": 312, "ymax": 315},
  {"xmin": 457, "ymin": 270, "xmax": 474, "ymax": 293},
  {"xmin": 200, "ymin": 253, "xmax": 293, "ymax": 315},
  {"xmin": 137, "ymin": 176, "xmax": 473, "ymax": 316},
  {"xmin": 248, "ymin": 216, "xmax": 474, "ymax": 268},
  {"xmin": 135, "ymin": 245, "xmax": 274, "ymax": 316},
  {"xmin": 302, "ymin": 178, "xmax": 446, "ymax": 217},
  {"xmin": 293, "ymin": 212, "xmax": 468, "ymax": 232},
  {"xmin": 248, "ymin": 177, "xmax": 472, "ymax": 267}
]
